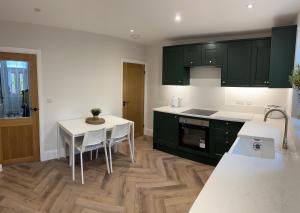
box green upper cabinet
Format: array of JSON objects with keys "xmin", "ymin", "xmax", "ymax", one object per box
[
  {"xmin": 183, "ymin": 44, "xmax": 202, "ymax": 67},
  {"xmin": 269, "ymin": 25, "xmax": 297, "ymax": 88},
  {"xmin": 162, "ymin": 46, "xmax": 190, "ymax": 85},
  {"xmin": 250, "ymin": 39, "xmax": 271, "ymax": 87},
  {"xmin": 221, "ymin": 40, "xmax": 252, "ymax": 87},
  {"xmin": 202, "ymin": 43, "xmax": 218, "ymax": 66}
]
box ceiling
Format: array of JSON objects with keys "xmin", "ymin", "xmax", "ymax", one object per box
[{"xmin": 0, "ymin": 0, "xmax": 299, "ymax": 44}]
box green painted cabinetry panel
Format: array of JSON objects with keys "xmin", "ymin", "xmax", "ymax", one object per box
[
  {"xmin": 250, "ymin": 39, "xmax": 271, "ymax": 87},
  {"xmin": 269, "ymin": 25, "xmax": 297, "ymax": 88},
  {"xmin": 162, "ymin": 46, "xmax": 190, "ymax": 85},
  {"xmin": 202, "ymin": 43, "xmax": 218, "ymax": 66},
  {"xmin": 153, "ymin": 111, "xmax": 179, "ymax": 147},
  {"xmin": 221, "ymin": 41, "xmax": 252, "ymax": 86},
  {"xmin": 184, "ymin": 44, "xmax": 202, "ymax": 67}
]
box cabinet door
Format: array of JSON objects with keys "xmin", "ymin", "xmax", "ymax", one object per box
[
  {"xmin": 202, "ymin": 43, "xmax": 217, "ymax": 65},
  {"xmin": 221, "ymin": 41, "xmax": 252, "ymax": 86},
  {"xmin": 153, "ymin": 112, "xmax": 179, "ymax": 147},
  {"xmin": 162, "ymin": 46, "xmax": 190, "ymax": 85},
  {"xmin": 269, "ymin": 25, "xmax": 297, "ymax": 88},
  {"xmin": 184, "ymin": 45, "xmax": 202, "ymax": 67},
  {"xmin": 250, "ymin": 39, "xmax": 271, "ymax": 87}
]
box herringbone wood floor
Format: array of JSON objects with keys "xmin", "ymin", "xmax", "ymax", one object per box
[{"xmin": 0, "ymin": 136, "xmax": 214, "ymax": 213}]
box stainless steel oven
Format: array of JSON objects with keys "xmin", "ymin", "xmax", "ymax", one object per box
[{"xmin": 179, "ymin": 117, "xmax": 209, "ymax": 151}]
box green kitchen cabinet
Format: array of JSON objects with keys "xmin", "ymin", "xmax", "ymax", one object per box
[
  {"xmin": 153, "ymin": 111, "xmax": 179, "ymax": 147},
  {"xmin": 269, "ymin": 25, "xmax": 297, "ymax": 88},
  {"xmin": 250, "ymin": 38, "xmax": 271, "ymax": 87},
  {"xmin": 210, "ymin": 120, "xmax": 244, "ymax": 159},
  {"xmin": 221, "ymin": 40, "xmax": 252, "ymax": 87},
  {"xmin": 162, "ymin": 46, "xmax": 190, "ymax": 85},
  {"xmin": 184, "ymin": 44, "xmax": 202, "ymax": 67},
  {"xmin": 202, "ymin": 43, "xmax": 218, "ymax": 66}
]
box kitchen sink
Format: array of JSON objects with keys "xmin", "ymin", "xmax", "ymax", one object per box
[{"xmin": 231, "ymin": 137, "xmax": 275, "ymax": 159}]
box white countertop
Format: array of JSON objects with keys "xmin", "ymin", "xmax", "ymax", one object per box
[
  {"xmin": 153, "ymin": 106, "xmax": 300, "ymax": 212},
  {"xmin": 153, "ymin": 106, "xmax": 254, "ymax": 122}
]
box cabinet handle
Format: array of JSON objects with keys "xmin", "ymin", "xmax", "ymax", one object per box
[
  {"xmin": 178, "ymin": 80, "xmax": 182, "ymax": 83},
  {"xmin": 190, "ymin": 61, "xmax": 193, "ymax": 64},
  {"xmin": 264, "ymin": 81, "xmax": 266, "ymax": 84},
  {"xmin": 226, "ymin": 122, "xmax": 229, "ymax": 125},
  {"xmin": 222, "ymin": 81, "xmax": 226, "ymax": 84},
  {"xmin": 225, "ymin": 131, "xmax": 229, "ymax": 134},
  {"xmin": 225, "ymin": 141, "xmax": 229, "ymax": 144},
  {"xmin": 267, "ymin": 81, "xmax": 269, "ymax": 84},
  {"xmin": 209, "ymin": 60, "xmax": 212, "ymax": 63}
]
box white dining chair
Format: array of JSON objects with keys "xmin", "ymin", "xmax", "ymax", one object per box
[
  {"xmin": 107, "ymin": 123, "xmax": 134, "ymax": 173},
  {"xmin": 75, "ymin": 128, "xmax": 110, "ymax": 184}
]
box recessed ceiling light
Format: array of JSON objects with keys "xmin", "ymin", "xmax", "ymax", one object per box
[
  {"xmin": 130, "ymin": 29, "xmax": 134, "ymax": 33},
  {"xmin": 34, "ymin": 8, "xmax": 41, "ymax": 12},
  {"xmin": 175, "ymin": 14, "xmax": 181, "ymax": 22},
  {"xmin": 247, "ymin": 4, "xmax": 253, "ymax": 9},
  {"xmin": 130, "ymin": 34, "xmax": 141, "ymax": 40}
]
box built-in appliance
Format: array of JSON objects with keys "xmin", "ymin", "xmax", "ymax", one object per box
[
  {"xmin": 182, "ymin": 109, "xmax": 218, "ymax": 116},
  {"xmin": 179, "ymin": 117, "xmax": 209, "ymax": 151}
]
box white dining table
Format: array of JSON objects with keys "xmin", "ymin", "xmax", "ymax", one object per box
[{"xmin": 57, "ymin": 115, "xmax": 134, "ymax": 181}]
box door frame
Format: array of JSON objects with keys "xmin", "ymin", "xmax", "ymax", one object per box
[
  {"xmin": 121, "ymin": 58, "xmax": 148, "ymax": 136},
  {"xmin": 0, "ymin": 47, "xmax": 44, "ymax": 162}
]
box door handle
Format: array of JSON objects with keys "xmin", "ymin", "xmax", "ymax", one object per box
[
  {"xmin": 31, "ymin": 107, "xmax": 39, "ymax": 112},
  {"xmin": 123, "ymin": 101, "xmax": 129, "ymax": 107}
]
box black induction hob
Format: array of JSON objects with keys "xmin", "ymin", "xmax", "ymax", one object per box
[{"xmin": 181, "ymin": 109, "xmax": 218, "ymax": 116}]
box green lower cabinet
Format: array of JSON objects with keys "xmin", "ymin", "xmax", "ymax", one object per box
[
  {"xmin": 209, "ymin": 120, "xmax": 244, "ymax": 159},
  {"xmin": 153, "ymin": 111, "xmax": 179, "ymax": 147},
  {"xmin": 153, "ymin": 112, "xmax": 245, "ymax": 165}
]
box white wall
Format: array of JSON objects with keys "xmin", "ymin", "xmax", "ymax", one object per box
[
  {"xmin": 0, "ymin": 20, "xmax": 145, "ymax": 160},
  {"xmin": 145, "ymin": 36, "xmax": 290, "ymax": 131}
]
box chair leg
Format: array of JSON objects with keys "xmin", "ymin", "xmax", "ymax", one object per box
[
  {"xmin": 96, "ymin": 149, "xmax": 99, "ymax": 160},
  {"xmin": 108, "ymin": 144, "xmax": 113, "ymax": 173},
  {"xmin": 127, "ymin": 137, "xmax": 134, "ymax": 163},
  {"xmin": 90, "ymin": 151, "xmax": 93, "ymax": 160},
  {"xmin": 80, "ymin": 152, "xmax": 84, "ymax": 184},
  {"xmin": 103, "ymin": 144, "xmax": 110, "ymax": 174}
]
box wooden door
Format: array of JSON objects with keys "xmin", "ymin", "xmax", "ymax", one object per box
[
  {"xmin": 0, "ymin": 52, "xmax": 40, "ymax": 165},
  {"xmin": 123, "ymin": 63, "xmax": 145, "ymax": 137}
]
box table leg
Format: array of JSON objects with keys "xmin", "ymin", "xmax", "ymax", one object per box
[
  {"xmin": 72, "ymin": 136, "xmax": 75, "ymax": 181},
  {"xmin": 131, "ymin": 122, "xmax": 135, "ymax": 161}
]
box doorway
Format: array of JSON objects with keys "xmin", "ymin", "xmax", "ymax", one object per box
[
  {"xmin": 0, "ymin": 52, "xmax": 40, "ymax": 165},
  {"xmin": 122, "ymin": 62, "xmax": 145, "ymax": 137}
]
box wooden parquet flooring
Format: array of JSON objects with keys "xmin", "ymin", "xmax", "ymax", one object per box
[{"xmin": 0, "ymin": 136, "xmax": 214, "ymax": 213}]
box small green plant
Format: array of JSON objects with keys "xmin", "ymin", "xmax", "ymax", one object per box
[
  {"xmin": 289, "ymin": 65, "xmax": 300, "ymax": 89},
  {"xmin": 91, "ymin": 108, "xmax": 101, "ymax": 117}
]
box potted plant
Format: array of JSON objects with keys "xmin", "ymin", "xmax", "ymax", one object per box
[
  {"xmin": 91, "ymin": 108, "xmax": 101, "ymax": 119},
  {"xmin": 289, "ymin": 65, "xmax": 300, "ymax": 93}
]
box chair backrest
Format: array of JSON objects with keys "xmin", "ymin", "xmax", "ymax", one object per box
[
  {"xmin": 81, "ymin": 128, "xmax": 106, "ymax": 150},
  {"xmin": 111, "ymin": 122, "xmax": 130, "ymax": 140}
]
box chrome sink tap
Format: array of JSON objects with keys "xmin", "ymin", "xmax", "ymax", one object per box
[{"xmin": 264, "ymin": 109, "xmax": 288, "ymax": 149}]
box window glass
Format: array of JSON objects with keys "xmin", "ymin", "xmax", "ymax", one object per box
[
  {"xmin": 8, "ymin": 72, "xmax": 16, "ymax": 94},
  {"xmin": 19, "ymin": 73, "xmax": 24, "ymax": 91}
]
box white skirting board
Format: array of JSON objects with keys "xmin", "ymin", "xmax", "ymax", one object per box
[
  {"xmin": 0, "ymin": 164, "xmax": 2, "ymax": 172},
  {"xmin": 144, "ymin": 128, "xmax": 153, "ymax": 137},
  {"xmin": 42, "ymin": 148, "xmax": 66, "ymax": 161}
]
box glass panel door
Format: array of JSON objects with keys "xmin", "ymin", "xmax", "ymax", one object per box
[{"xmin": 0, "ymin": 60, "xmax": 30, "ymax": 118}]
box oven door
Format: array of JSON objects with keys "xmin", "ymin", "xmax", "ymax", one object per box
[{"xmin": 180, "ymin": 123, "xmax": 209, "ymax": 151}]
